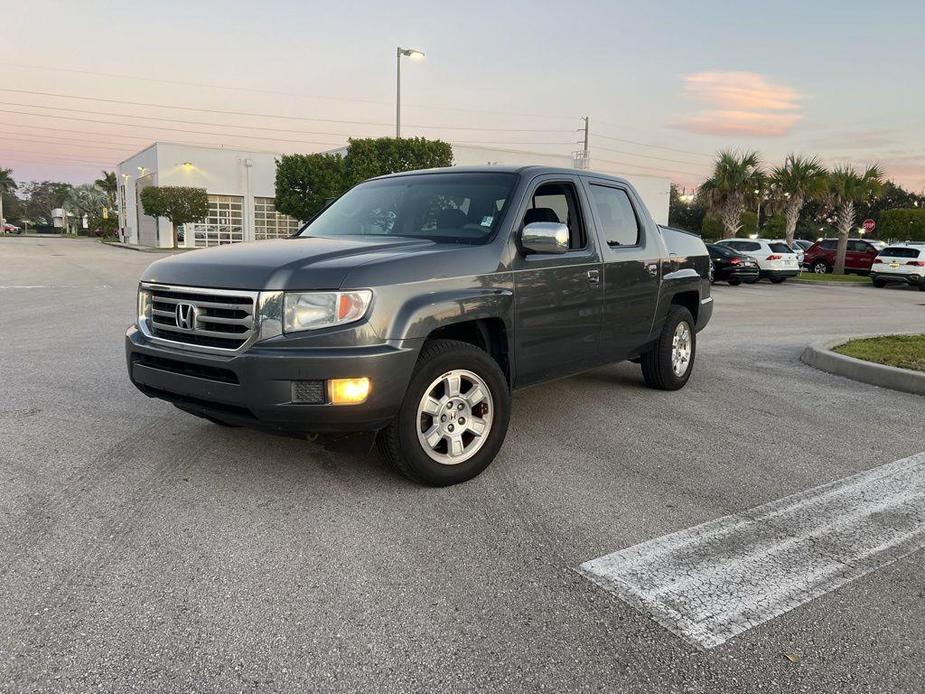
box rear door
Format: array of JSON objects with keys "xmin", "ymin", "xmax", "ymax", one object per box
[
  {"xmin": 583, "ymin": 180, "xmax": 661, "ymax": 359},
  {"xmin": 847, "ymin": 240, "xmax": 872, "ymax": 270},
  {"xmin": 511, "ymin": 176, "xmax": 603, "ymax": 386}
]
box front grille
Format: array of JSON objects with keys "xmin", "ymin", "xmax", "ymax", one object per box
[
  {"xmin": 147, "ymin": 285, "xmax": 257, "ymax": 351},
  {"xmin": 292, "ymin": 380, "xmax": 326, "ymax": 404},
  {"xmin": 132, "ymin": 353, "xmax": 239, "ymax": 384}
]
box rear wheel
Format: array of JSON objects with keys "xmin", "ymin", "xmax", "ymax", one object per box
[
  {"xmin": 873, "ymin": 278, "xmax": 886, "ymax": 288},
  {"xmin": 919, "ymin": 281, "xmax": 925, "ymax": 292},
  {"xmin": 770, "ymin": 276, "xmax": 787, "ymax": 284},
  {"xmin": 811, "ymin": 260, "xmax": 830, "ymax": 274},
  {"xmin": 378, "ymin": 339, "xmax": 510, "ymax": 486},
  {"xmin": 728, "ymin": 279, "xmax": 741, "ymax": 286},
  {"xmin": 641, "ymin": 306, "xmax": 696, "ymax": 391}
]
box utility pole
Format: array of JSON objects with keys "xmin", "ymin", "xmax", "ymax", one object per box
[
  {"xmin": 396, "ymin": 47, "xmax": 402, "ymax": 138},
  {"xmin": 577, "ymin": 116, "xmax": 590, "ymax": 169}
]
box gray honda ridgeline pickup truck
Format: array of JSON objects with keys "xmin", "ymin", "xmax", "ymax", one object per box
[{"xmin": 127, "ymin": 166, "xmax": 712, "ymax": 485}]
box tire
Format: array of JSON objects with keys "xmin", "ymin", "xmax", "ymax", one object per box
[
  {"xmin": 919, "ymin": 282, "xmax": 925, "ymax": 292},
  {"xmin": 641, "ymin": 306, "xmax": 696, "ymax": 391},
  {"xmin": 744, "ymin": 277, "xmax": 758, "ymax": 284},
  {"xmin": 873, "ymin": 279, "xmax": 886, "ymax": 288},
  {"xmin": 378, "ymin": 339, "xmax": 511, "ymax": 486},
  {"xmin": 770, "ymin": 276, "xmax": 786, "ymax": 284},
  {"xmin": 728, "ymin": 279, "xmax": 741, "ymax": 286},
  {"xmin": 811, "ymin": 261, "xmax": 829, "ymax": 274}
]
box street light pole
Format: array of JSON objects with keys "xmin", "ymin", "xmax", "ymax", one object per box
[{"xmin": 395, "ymin": 47, "xmax": 424, "ymax": 139}]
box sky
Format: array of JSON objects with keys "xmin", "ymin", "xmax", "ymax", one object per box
[{"xmin": 2, "ymin": 0, "xmax": 924, "ymax": 191}]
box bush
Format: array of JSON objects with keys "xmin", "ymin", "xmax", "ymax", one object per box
[
  {"xmin": 275, "ymin": 137, "xmax": 453, "ymax": 221},
  {"xmin": 879, "ymin": 208, "xmax": 925, "ymax": 242}
]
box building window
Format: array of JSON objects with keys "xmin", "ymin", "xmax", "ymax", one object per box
[
  {"xmin": 192, "ymin": 195, "xmax": 244, "ymax": 247},
  {"xmin": 254, "ymin": 197, "xmax": 300, "ymax": 240}
]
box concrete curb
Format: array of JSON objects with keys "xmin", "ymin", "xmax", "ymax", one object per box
[
  {"xmin": 100, "ymin": 241, "xmax": 186, "ymax": 253},
  {"xmin": 800, "ymin": 334, "xmax": 925, "ymax": 397},
  {"xmin": 790, "ymin": 278, "xmax": 871, "ymax": 288}
]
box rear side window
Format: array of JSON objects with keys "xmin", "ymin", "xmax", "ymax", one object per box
[
  {"xmin": 708, "ymin": 245, "xmax": 734, "ymax": 258},
  {"xmin": 848, "ymin": 240, "xmax": 871, "ymax": 252},
  {"xmin": 820, "ymin": 240, "xmax": 837, "ymax": 250},
  {"xmin": 733, "ymin": 241, "xmax": 761, "ymax": 252},
  {"xmin": 588, "ymin": 185, "xmax": 640, "ymax": 247},
  {"xmin": 881, "ymin": 247, "xmax": 920, "ymax": 258},
  {"xmin": 769, "ymin": 242, "xmax": 792, "ymax": 253}
]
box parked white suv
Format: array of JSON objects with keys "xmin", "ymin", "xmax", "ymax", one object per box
[
  {"xmin": 715, "ymin": 238, "xmax": 800, "ymax": 283},
  {"xmin": 870, "ymin": 244, "xmax": 925, "ymax": 291}
]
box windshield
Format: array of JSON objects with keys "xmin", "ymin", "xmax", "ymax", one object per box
[{"xmin": 298, "ymin": 172, "xmax": 518, "ymax": 244}]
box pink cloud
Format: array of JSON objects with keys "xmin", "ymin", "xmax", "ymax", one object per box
[{"xmin": 677, "ymin": 71, "xmax": 802, "ymax": 137}]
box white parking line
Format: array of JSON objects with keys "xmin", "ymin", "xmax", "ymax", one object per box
[{"xmin": 578, "ymin": 452, "xmax": 925, "ymax": 649}]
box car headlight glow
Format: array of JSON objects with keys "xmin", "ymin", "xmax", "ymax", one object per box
[{"xmin": 283, "ymin": 290, "xmax": 372, "ymax": 333}]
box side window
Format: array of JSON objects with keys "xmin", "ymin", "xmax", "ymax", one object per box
[
  {"xmin": 741, "ymin": 242, "xmax": 761, "ymax": 252},
  {"xmin": 588, "ymin": 185, "xmax": 640, "ymax": 247},
  {"xmin": 723, "ymin": 241, "xmax": 741, "ymax": 251},
  {"xmin": 848, "ymin": 240, "xmax": 868, "ymax": 252},
  {"xmin": 524, "ymin": 182, "xmax": 586, "ymax": 250},
  {"xmin": 821, "ymin": 240, "xmax": 837, "ymax": 250}
]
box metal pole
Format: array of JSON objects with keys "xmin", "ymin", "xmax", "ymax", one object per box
[
  {"xmin": 396, "ymin": 47, "xmax": 401, "ymax": 139},
  {"xmin": 583, "ymin": 116, "xmax": 590, "ymax": 168}
]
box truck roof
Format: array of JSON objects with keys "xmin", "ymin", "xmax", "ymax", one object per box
[{"xmin": 373, "ymin": 165, "xmax": 634, "ymax": 187}]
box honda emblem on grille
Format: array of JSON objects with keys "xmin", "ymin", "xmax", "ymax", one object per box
[{"xmin": 175, "ymin": 302, "xmax": 197, "ymax": 331}]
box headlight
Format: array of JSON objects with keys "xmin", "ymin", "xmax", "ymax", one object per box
[
  {"xmin": 283, "ymin": 290, "xmax": 372, "ymax": 333},
  {"xmin": 137, "ymin": 285, "xmax": 151, "ymax": 326}
]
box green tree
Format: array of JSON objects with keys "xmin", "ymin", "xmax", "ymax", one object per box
[
  {"xmin": 0, "ymin": 166, "xmax": 16, "ymax": 229},
  {"xmin": 879, "ymin": 208, "xmax": 925, "ymax": 242},
  {"xmin": 768, "ymin": 155, "xmax": 828, "ymax": 246},
  {"xmin": 344, "ymin": 137, "xmax": 453, "ymax": 183},
  {"xmin": 698, "ymin": 151, "xmax": 764, "ymax": 236},
  {"xmin": 94, "ymin": 170, "xmax": 118, "ymax": 208},
  {"xmin": 274, "ymin": 152, "xmax": 347, "ymax": 221},
  {"xmin": 64, "ymin": 184, "xmax": 107, "ymax": 234},
  {"xmin": 140, "ymin": 186, "xmax": 209, "ymax": 248},
  {"xmin": 854, "ymin": 180, "xmax": 925, "ymax": 235},
  {"xmin": 274, "ymin": 137, "xmax": 454, "ymax": 222},
  {"xmin": 19, "ymin": 181, "xmax": 73, "ymax": 226},
  {"xmin": 826, "ymin": 165, "xmax": 884, "ymax": 274},
  {"xmin": 668, "ymin": 184, "xmax": 706, "ymax": 233}
]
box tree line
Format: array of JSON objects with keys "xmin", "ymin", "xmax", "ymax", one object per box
[
  {"xmin": 0, "ymin": 167, "xmax": 119, "ymax": 236},
  {"xmin": 670, "ymin": 151, "xmax": 925, "ymax": 274}
]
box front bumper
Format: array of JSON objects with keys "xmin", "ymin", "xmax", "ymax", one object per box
[{"xmin": 126, "ymin": 326, "xmax": 422, "ymax": 433}]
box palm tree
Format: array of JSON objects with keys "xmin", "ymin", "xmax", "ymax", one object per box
[
  {"xmin": 698, "ymin": 151, "xmax": 764, "ymax": 237},
  {"xmin": 827, "ymin": 164, "xmax": 884, "ymax": 274},
  {"xmin": 769, "ymin": 155, "xmax": 828, "ymax": 246},
  {"xmin": 94, "ymin": 170, "xmax": 118, "ymax": 208},
  {"xmin": 0, "ymin": 167, "xmax": 17, "ymax": 230},
  {"xmin": 64, "ymin": 184, "xmax": 107, "ymax": 234}
]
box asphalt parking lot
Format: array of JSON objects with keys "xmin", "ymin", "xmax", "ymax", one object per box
[{"xmin": 1, "ymin": 237, "xmax": 923, "ymax": 693}]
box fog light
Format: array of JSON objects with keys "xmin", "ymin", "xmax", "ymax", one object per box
[{"xmin": 328, "ymin": 377, "xmax": 370, "ymax": 405}]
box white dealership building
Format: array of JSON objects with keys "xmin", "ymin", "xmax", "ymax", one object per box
[{"xmin": 116, "ymin": 142, "xmax": 669, "ymax": 249}]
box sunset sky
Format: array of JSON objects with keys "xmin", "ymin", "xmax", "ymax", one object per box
[{"xmin": 2, "ymin": 0, "xmax": 923, "ymax": 191}]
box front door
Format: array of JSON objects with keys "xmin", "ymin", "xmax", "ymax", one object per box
[{"xmin": 511, "ymin": 178, "xmax": 603, "ymax": 386}]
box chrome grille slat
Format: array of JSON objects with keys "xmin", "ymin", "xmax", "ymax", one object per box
[
  {"xmin": 143, "ymin": 283, "xmax": 258, "ymax": 353},
  {"xmin": 152, "ymin": 296, "xmax": 251, "ymax": 310}
]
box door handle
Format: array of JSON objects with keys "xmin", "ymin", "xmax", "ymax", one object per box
[
  {"xmin": 646, "ymin": 263, "xmax": 659, "ymax": 277},
  {"xmin": 587, "ymin": 269, "xmax": 600, "ymax": 284}
]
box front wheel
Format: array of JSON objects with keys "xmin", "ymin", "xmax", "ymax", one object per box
[
  {"xmin": 641, "ymin": 306, "xmax": 696, "ymax": 391},
  {"xmin": 770, "ymin": 276, "xmax": 787, "ymax": 284},
  {"xmin": 378, "ymin": 339, "xmax": 510, "ymax": 486},
  {"xmin": 873, "ymin": 279, "xmax": 886, "ymax": 288},
  {"xmin": 728, "ymin": 279, "xmax": 742, "ymax": 286},
  {"xmin": 811, "ymin": 261, "xmax": 829, "ymax": 274}
]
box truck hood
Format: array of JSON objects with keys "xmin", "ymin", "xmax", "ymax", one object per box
[{"xmin": 140, "ymin": 236, "xmax": 444, "ymax": 290}]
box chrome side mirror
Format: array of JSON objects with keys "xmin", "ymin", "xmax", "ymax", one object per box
[{"xmin": 521, "ymin": 222, "xmax": 569, "ymax": 255}]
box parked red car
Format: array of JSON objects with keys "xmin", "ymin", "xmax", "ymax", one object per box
[{"xmin": 802, "ymin": 238, "xmax": 886, "ymax": 274}]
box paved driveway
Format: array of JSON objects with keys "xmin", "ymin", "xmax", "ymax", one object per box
[{"xmin": 1, "ymin": 238, "xmax": 923, "ymax": 693}]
